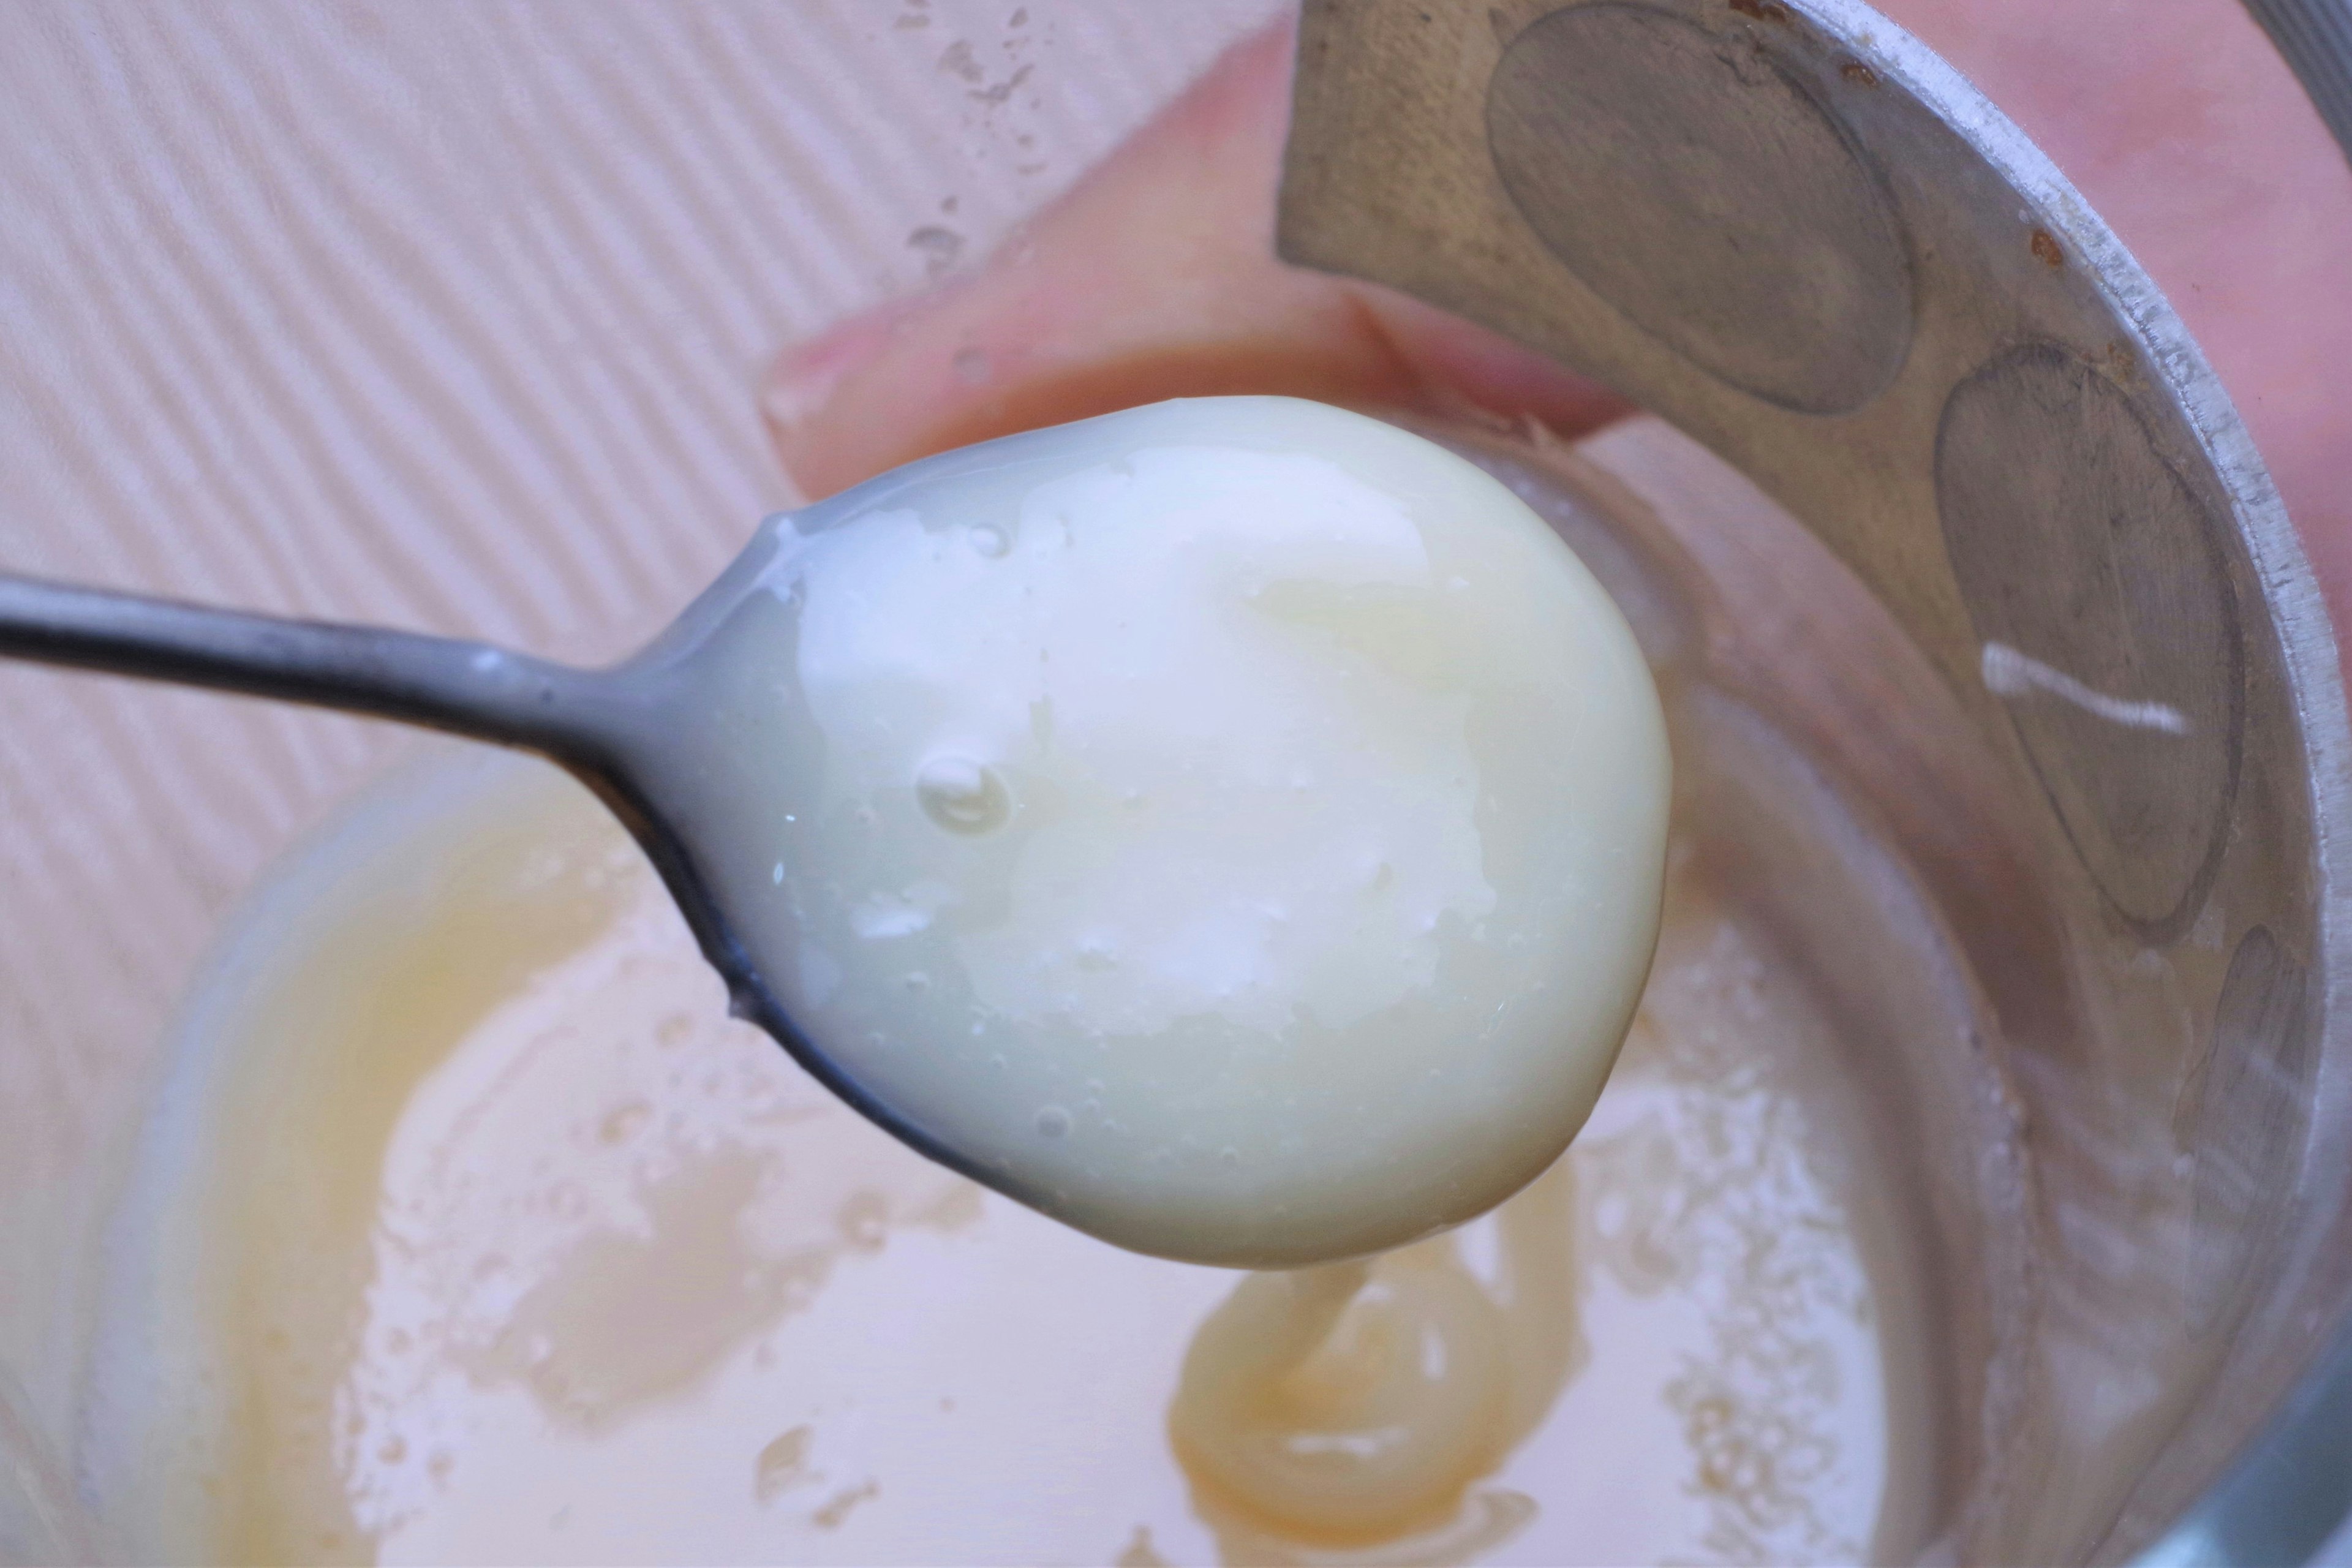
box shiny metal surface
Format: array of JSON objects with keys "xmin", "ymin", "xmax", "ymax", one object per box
[{"xmin": 1281, "ymin": 1, "xmax": 2351, "ymax": 1561}]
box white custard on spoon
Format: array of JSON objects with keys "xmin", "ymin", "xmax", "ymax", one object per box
[{"xmin": 670, "ymin": 396, "xmax": 1671, "ymax": 1266}]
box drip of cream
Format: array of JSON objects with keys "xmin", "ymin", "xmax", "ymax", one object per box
[{"xmin": 1169, "ymin": 1160, "xmax": 1582, "ymax": 1544}]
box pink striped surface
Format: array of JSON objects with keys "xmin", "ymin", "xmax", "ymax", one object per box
[{"xmin": 0, "ymin": 0, "xmax": 1279, "ymax": 1439}]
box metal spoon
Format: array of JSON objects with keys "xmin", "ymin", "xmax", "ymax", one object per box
[{"xmin": 0, "ymin": 516, "xmax": 993, "ymax": 1194}]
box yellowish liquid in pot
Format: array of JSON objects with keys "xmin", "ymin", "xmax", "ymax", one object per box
[{"xmin": 85, "ymin": 753, "xmax": 1896, "ymax": 1564}]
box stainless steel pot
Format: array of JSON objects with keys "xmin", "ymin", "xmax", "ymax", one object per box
[{"xmin": 1281, "ymin": 1, "xmax": 2352, "ymax": 1560}]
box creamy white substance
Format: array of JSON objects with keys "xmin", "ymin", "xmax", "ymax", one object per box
[{"xmin": 669, "ymin": 398, "xmax": 1672, "ymax": 1265}]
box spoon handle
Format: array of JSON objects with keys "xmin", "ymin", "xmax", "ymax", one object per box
[{"xmin": 0, "ymin": 570, "xmax": 615, "ymax": 766}]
